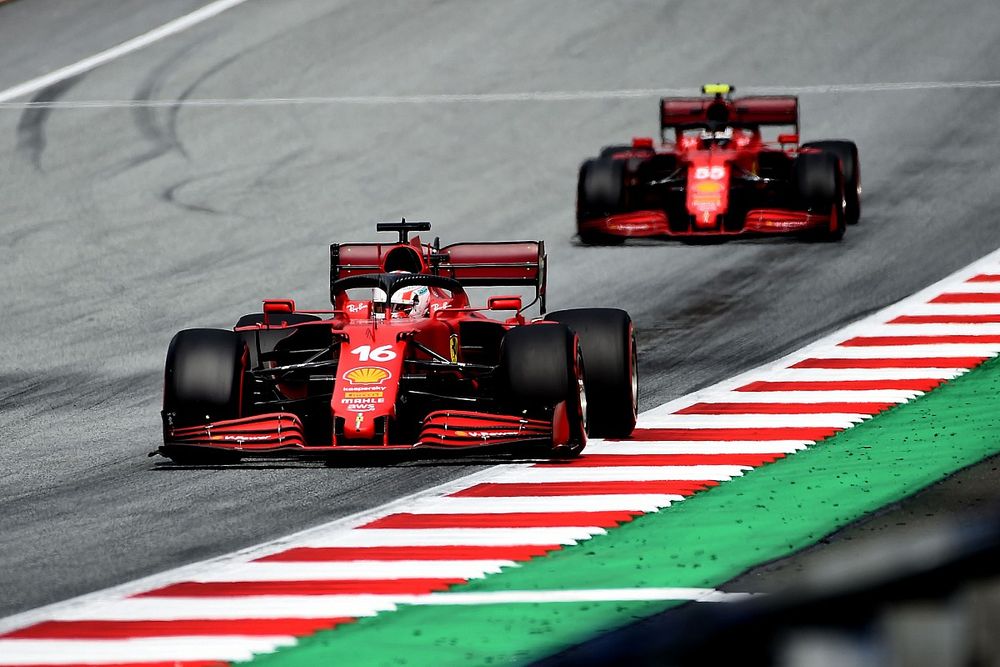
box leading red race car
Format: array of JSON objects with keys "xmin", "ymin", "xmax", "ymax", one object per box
[
  {"xmin": 159, "ymin": 221, "xmax": 637, "ymax": 463},
  {"xmin": 576, "ymin": 84, "xmax": 861, "ymax": 243}
]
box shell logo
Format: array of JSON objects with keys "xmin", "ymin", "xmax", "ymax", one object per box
[{"xmin": 343, "ymin": 366, "xmax": 391, "ymax": 385}]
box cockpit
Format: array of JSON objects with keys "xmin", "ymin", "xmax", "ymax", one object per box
[
  {"xmin": 332, "ymin": 272, "xmax": 465, "ymax": 320},
  {"xmin": 678, "ymin": 125, "xmax": 758, "ymax": 149}
]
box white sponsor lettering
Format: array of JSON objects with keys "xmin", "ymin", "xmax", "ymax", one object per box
[
  {"xmin": 694, "ymin": 166, "xmax": 726, "ymax": 180},
  {"xmin": 351, "ymin": 344, "xmax": 397, "ymax": 362}
]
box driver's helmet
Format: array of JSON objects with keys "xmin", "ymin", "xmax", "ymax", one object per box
[
  {"xmin": 394, "ymin": 284, "xmax": 431, "ymax": 318},
  {"xmin": 699, "ymin": 126, "xmax": 734, "ymax": 147},
  {"xmin": 371, "ymin": 284, "xmax": 431, "ymax": 319}
]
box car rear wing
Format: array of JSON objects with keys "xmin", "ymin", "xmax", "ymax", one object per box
[
  {"xmin": 660, "ymin": 95, "xmax": 799, "ymax": 139},
  {"xmin": 330, "ymin": 239, "xmax": 547, "ymax": 313}
]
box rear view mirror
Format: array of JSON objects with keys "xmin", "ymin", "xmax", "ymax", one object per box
[
  {"xmin": 777, "ymin": 133, "xmax": 799, "ymax": 145},
  {"xmin": 263, "ymin": 299, "xmax": 296, "ymax": 314},
  {"xmin": 487, "ymin": 296, "xmax": 522, "ymax": 311},
  {"xmin": 262, "ymin": 298, "xmax": 296, "ymax": 326}
]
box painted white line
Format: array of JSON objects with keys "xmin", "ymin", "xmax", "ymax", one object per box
[
  {"xmin": 752, "ymin": 81, "xmax": 1000, "ymax": 94},
  {"xmin": 684, "ymin": 390, "xmax": 923, "ymax": 404},
  {"xmin": 898, "ymin": 303, "xmax": 1000, "ymax": 317},
  {"xmin": 584, "ymin": 440, "xmax": 811, "ymax": 454},
  {"xmin": 0, "ymin": 636, "xmax": 296, "ymax": 664},
  {"xmin": 768, "ymin": 368, "xmax": 963, "ymax": 381},
  {"xmin": 2, "ymin": 80, "xmax": 1000, "ymax": 109},
  {"xmin": 52, "ymin": 596, "xmax": 398, "ymax": 621},
  {"xmin": 507, "ymin": 466, "xmax": 748, "ymax": 483},
  {"xmin": 398, "ymin": 588, "xmax": 752, "ymax": 605},
  {"xmin": 803, "ymin": 345, "xmax": 1000, "ymax": 358},
  {"xmin": 407, "ymin": 495, "xmax": 682, "ymax": 514},
  {"xmin": 0, "ymin": 0, "xmax": 250, "ymax": 104},
  {"xmin": 930, "ymin": 282, "xmax": 1000, "ymax": 293},
  {"xmin": 639, "ymin": 413, "xmax": 868, "ymax": 429},
  {"xmin": 862, "ymin": 323, "xmax": 1000, "ymax": 335},
  {"xmin": 300, "ymin": 527, "xmax": 604, "ymax": 549},
  {"xmin": 193, "ymin": 560, "xmax": 514, "ymax": 582},
  {"xmin": 42, "ymin": 588, "xmax": 749, "ymax": 626}
]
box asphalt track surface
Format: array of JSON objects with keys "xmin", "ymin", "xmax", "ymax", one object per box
[{"xmin": 2, "ymin": 0, "xmax": 1000, "ymax": 620}]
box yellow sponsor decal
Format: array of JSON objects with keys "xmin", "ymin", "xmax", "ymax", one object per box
[
  {"xmin": 695, "ymin": 181, "xmax": 722, "ymax": 193},
  {"xmin": 343, "ymin": 366, "xmax": 391, "ymax": 385},
  {"xmin": 449, "ymin": 334, "xmax": 459, "ymax": 363}
]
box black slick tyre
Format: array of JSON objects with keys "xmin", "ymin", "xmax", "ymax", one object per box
[
  {"xmin": 795, "ymin": 151, "xmax": 846, "ymax": 243},
  {"xmin": 547, "ymin": 308, "xmax": 637, "ymax": 437},
  {"xmin": 162, "ymin": 328, "xmax": 246, "ymax": 464},
  {"xmin": 500, "ymin": 323, "xmax": 586, "ymax": 457},
  {"xmin": 802, "ymin": 140, "xmax": 860, "ymax": 224},
  {"xmin": 577, "ymin": 158, "xmax": 626, "ymax": 246}
]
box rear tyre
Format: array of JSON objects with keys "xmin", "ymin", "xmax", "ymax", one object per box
[
  {"xmin": 500, "ymin": 323, "xmax": 586, "ymax": 457},
  {"xmin": 577, "ymin": 158, "xmax": 627, "ymax": 245},
  {"xmin": 162, "ymin": 329, "xmax": 246, "ymax": 464},
  {"xmin": 795, "ymin": 151, "xmax": 846, "ymax": 243},
  {"xmin": 547, "ymin": 308, "xmax": 637, "ymax": 438},
  {"xmin": 803, "ymin": 140, "xmax": 860, "ymax": 224}
]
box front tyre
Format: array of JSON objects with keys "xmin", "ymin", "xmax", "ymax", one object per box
[
  {"xmin": 547, "ymin": 308, "xmax": 637, "ymax": 437},
  {"xmin": 795, "ymin": 151, "xmax": 846, "ymax": 243},
  {"xmin": 577, "ymin": 158, "xmax": 627, "ymax": 246},
  {"xmin": 500, "ymin": 323, "xmax": 587, "ymax": 457},
  {"xmin": 162, "ymin": 328, "xmax": 246, "ymax": 464},
  {"xmin": 802, "ymin": 140, "xmax": 860, "ymax": 224}
]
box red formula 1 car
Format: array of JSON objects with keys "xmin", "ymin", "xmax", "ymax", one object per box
[
  {"xmin": 159, "ymin": 221, "xmax": 637, "ymax": 463},
  {"xmin": 576, "ymin": 84, "xmax": 861, "ymax": 243}
]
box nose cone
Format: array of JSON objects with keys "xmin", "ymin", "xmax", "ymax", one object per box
[
  {"xmin": 687, "ymin": 161, "xmax": 730, "ymax": 227},
  {"xmin": 331, "ymin": 329, "xmax": 407, "ymax": 444}
]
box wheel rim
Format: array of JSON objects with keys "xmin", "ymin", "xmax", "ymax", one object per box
[
  {"xmin": 577, "ymin": 347, "xmax": 588, "ymax": 435},
  {"xmin": 629, "ymin": 330, "xmax": 638, "ymax": 418}
]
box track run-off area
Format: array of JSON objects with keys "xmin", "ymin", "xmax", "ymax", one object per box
[{"xmin": 3, "ymin": 0, "xmax": 1000, "ymax": 664}]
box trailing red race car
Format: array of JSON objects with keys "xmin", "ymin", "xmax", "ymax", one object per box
[
  {"xmin": 576, "ymin": 84, "xmax": 861, "ymax": 243},
  {"xmin": 159, "ymin": 221, "xmax": 637, "ymax": 463}
]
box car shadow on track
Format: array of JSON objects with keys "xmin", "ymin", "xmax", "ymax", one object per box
[
  {"xmin": 148, "ymin": 447, "xmax": 549, "ymax": 471},
  {"xmin": 570, "ymin": 232, "xmax": 849, "ymax": 248}
]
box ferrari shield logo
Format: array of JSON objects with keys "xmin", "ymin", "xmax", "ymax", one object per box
[{"xmin": 449, "ymin": 334, "xmax": 459, "ymax": 363}]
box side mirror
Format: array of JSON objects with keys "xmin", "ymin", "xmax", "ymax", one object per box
[
  {"xmin": 487, "ymin": 295, "xmax": 522, "ymax": 311},
  {"xmin": 631, "ymin": 136, "xmax": 654, "ymax": 148},
  {"xmin": 777, "ymin": 133, "xmax": 799, "ymax": 145},
  {"xmin": 263, "ymin": 298, "xmax": 295, "ymax": 314},
  {"xmin": 262, "ymin": 298, "xmax": 295, "ymax": 326}
]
